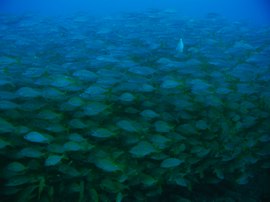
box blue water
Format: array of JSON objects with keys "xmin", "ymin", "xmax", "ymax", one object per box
[{"xmin": 1, "ymin": 0, "xmax": 270, "ymax": 24}]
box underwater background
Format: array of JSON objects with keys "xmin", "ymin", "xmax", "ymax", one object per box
[{"xmin": 0, "ymin": 0, "xmax": 270, "ymax": 201}]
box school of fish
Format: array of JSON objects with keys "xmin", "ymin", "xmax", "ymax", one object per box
[{"xmin": 0, "ymin": 10, "xmax": 270, "ymax": 201}]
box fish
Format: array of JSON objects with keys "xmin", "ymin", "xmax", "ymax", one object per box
[
  {"xmin": 176, "ymin": 37, "xmax": 184, "ymax": 54},
  {"xmin": 0, "ymin": 9, "xmax": 269, "ymax": 202}
]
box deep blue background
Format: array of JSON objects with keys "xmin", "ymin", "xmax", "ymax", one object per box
[{"xmin": 0, "ymin": 0, "xmax": 269, "ymax": 24}]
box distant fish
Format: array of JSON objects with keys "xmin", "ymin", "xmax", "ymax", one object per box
[
  {"xmin": 205, "ymin": 12, "xmax": 221, "ymax": 19},
  {"xmin": 176, "ymin": 37, "xmax": 184, "ymax": 54}
]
